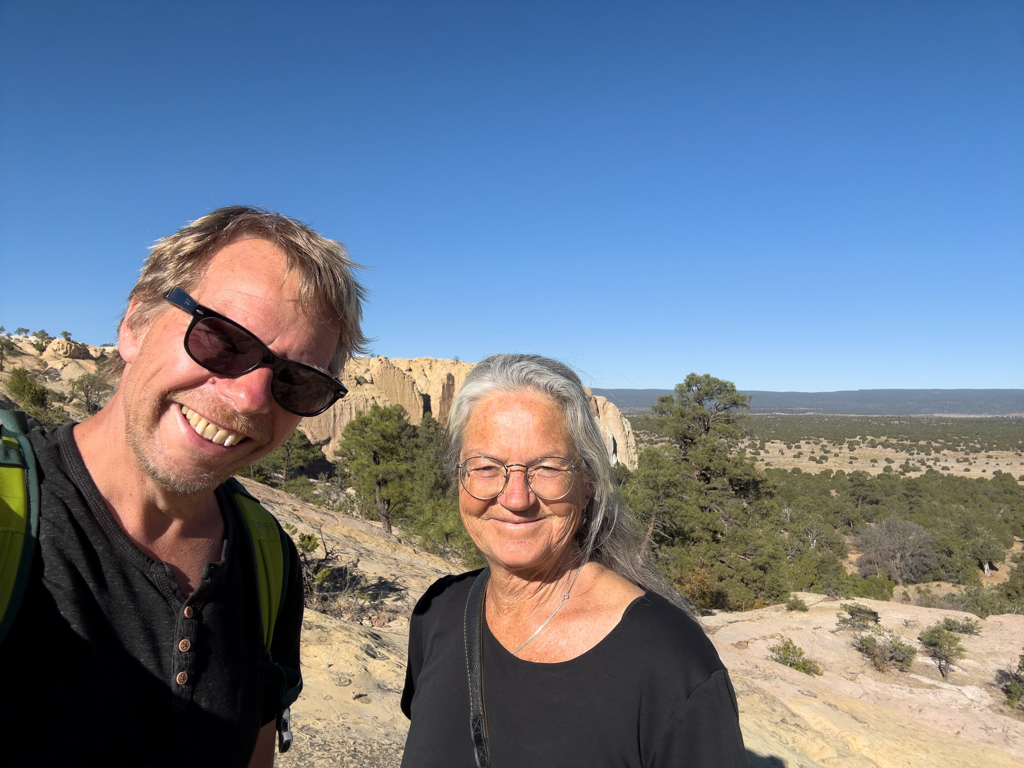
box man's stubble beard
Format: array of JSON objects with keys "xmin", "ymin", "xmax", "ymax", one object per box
[{"xmin": 124, "ymin": 389, "xmax": 274, "ymax": 497}]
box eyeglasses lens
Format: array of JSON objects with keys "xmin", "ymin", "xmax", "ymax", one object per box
[{"xmin": 461, "ymin": 457, "xmax": 574, "ymax": 501}]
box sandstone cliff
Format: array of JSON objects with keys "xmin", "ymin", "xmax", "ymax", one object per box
[{"xmin": 301, "ymin": 356, "xmax": 638, "ymax": 468}]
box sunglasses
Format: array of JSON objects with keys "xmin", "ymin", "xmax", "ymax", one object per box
[{"xmin": 164, "ymin": 287, "xmax": 348, "ymax": 417}]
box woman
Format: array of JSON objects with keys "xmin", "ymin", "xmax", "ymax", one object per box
[{"xmin": 401, "ymin": 354, "xmax": 746, "ymax": 768}]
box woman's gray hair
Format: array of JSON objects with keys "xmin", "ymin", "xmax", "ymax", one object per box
[{"xmin": 446, "ymin": 353, "xmax": 691, "ymax": 613}]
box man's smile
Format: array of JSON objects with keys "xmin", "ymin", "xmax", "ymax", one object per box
[{"xmin": 180, "ymin": 404, "xmax": 245, "ymax": 447}]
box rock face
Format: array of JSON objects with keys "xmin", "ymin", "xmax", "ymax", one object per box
[
  {"xmin": 300, "ymin": 356, "xmax": 638, "ymax": 468},
  {"xmin": 42, "ymin": 339, "xmax": 94, "ymax": 360},
  {"xmin": 587, "ymin": 392, "xmax": 637, "ymax": 467}
]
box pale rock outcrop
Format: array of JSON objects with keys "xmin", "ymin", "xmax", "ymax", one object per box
[
  {"xmin": 297, "ymin": 356, "xmax": 638, "ymax": 469},
  {"xmin": 388, "ymin": 357, "xmax": 475, "ymax": 425},
  {"xmin": 586, "ymin": 391, "xmax": 637, "ymax": 468},
  {"xmin": 369, "ymin": 357, "xmax": 429, "ymax": 425},
  {"xmin": 43, "ymin": 339, "xmax": 94, "ymax": 360},
  {"xmin": 300, "ymin": 389, "xmax": 391, "ymax": 460}
]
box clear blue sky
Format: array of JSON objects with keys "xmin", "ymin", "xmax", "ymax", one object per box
[{"xmin": 2, "ymin": 1, "xmax": 1021, "ymax": 391}]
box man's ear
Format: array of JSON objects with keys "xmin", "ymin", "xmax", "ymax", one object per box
[{"xmin": 118, "ymin": 299, "xmax": 146, "ymax": 364}]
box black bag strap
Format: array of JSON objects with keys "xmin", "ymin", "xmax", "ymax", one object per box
[{"xmin": 464, "ymin": 568, "xmax": 491, "ymax": 768}]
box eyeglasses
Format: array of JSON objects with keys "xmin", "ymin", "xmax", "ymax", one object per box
[
  {"xmin": 457, "ymin": 456, "xmax": 579, "ymax": 501},
  {"xmin": 164, "ymin": 287, "xmax": 347, "ymax": 417}
]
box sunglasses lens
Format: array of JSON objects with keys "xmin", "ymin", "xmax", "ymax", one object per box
[
  {"xmin": 272, "ymin": 363, "xmax": 339, "ymax": 416},
  {"xmin": 187, "ymin": 318, "xmax": 264, "ymax": 374},
  {"xmin": 185, "ymin": 312, "xmax": 342, "ymax": 417}
]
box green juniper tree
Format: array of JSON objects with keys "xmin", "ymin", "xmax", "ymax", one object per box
[
  {"xmin": 335, "ymin": 404, "xmax": 415, "ymax": 534},
  {"xmin": 918, "ymin": 622, "xmax": 967, "ymax": 679},
  {"xmin": 627, "ymin": 374, "xmax": 785, "ymax": 610}
]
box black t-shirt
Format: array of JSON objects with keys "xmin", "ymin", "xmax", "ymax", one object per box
[
  {"xmin": 401, "ymin": 570, "xmax": 747, "ymax": 768},
  {"xmin": 1, "ymin": 425, "xmax": 303, "ymax": 767}
]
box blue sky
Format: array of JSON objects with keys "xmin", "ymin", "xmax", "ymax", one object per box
[{"xmin": 1, "ymin": 1, "xmax": 1021, "ymax": 391}]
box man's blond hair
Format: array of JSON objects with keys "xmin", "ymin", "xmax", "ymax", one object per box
[{"xmin": 115, "ymin": 205, "xmax": 367, "ymax": 377}]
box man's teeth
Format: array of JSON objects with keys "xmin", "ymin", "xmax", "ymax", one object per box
[{"xmin": 180, "ymin": 405, "xmax": 243, "ymax": 447}]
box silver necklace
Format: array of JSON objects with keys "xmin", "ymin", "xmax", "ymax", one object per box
[{"xmin": 509, "ymin": 563, "xmax": 586, "ymax": 656}]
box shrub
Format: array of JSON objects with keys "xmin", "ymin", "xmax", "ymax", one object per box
[
  {"xmin": 280, "ymin": 476, "xmax": 318, "ymax": 504},
  {"xmin": 1001, "ymin": 653, "xmax": 1024, "ymax": 709},
  {"xmin": 786, "ymin": 596, "xmax": 809, "ymax": 612},
  {"xmin": 918, "ymin": 623, "xmax": 967, "ymax": 679},
  {"xmin": 768, "ymin": 636, "xmax": 822, "ymax": 676},
  {"xmin": 854, "ymin": 628, "xmax": 917, "ymax": 672},
  {"xmin": 837, "ymin": 602, "xmax": 880, "ymax": 631},
  {"xmin": 940, "ymin": 617, "xmax": 981, "ymax": 635},
  {"xmin": 7, "ymin": 367, "xmax": 49, "ymax": 408}
]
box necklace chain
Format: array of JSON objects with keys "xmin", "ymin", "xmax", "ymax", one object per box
[{"xmin": 509, "ymin": 563, "xmax": 585, "ymax": 656}]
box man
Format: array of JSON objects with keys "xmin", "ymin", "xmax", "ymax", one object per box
[{"xmin": 2, "ymin": 206, "xmax": 366, "ymax": 766}]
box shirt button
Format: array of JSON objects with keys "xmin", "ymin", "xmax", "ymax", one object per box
[
  {"xmin": 183, "ymin": 606, "xmax": 193, "ymax": 619},
  {"xmin": 178, "ymin": 639, "xmax": 191, "ymax": 652},
  {"xmin": 176, "ymin": 671, "xmax": 188, "ymax": 685}
]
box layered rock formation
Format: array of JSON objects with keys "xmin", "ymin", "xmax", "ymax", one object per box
[
  {"xmin": 301, "ymin": 356, "xmax": 638, "ymax": 467},
  {"xmin": 589, "ymin": 393, "xmax": 637, "ymax": 468},
  {"xmin": 42, "ymin": 338, "xmax": 96, "ymax": 361}
]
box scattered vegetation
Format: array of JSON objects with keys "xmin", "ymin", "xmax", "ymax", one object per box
[
  {"xmin": 4, "ymin": 367, "xmax": 69, "ymax": 428},
  {"xmin": 68, "ymin": 371, "xmax": 113, "ymax": 414},
  {"xmin": 767, "ymin": 635, "xmax": 822, "ymax": 676},
  {"xmin": 837, "ymin": 603, "xmax": 881, "ymax": 630},
  {"xmin": 745, "ymin": 414, "xmax": 1024, "ymax": 455},
  {"xmin": 938, "ymin": 616, "xmax": 981, "ymax": 635},
  {"xmin": 853, "ymin": 627, "xmax": 917, "ymax": 672},
  {"xmin": 999, "ymin": 652, "xmax": 1024, "ymax": 710},
  {"xmin": 281, "ymin": 522, "xmax": 402, "ymax": 625},
  {"xmin": 918, "ymin": 622, "xmax": 967, "ymax": 679},
  {"xmin": 785, "ymin": 595, "xmax": 809, "ymax": 612}
]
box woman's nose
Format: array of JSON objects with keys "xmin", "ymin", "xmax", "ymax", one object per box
[{"xmin": 499, "ymin": 467, "xmax": 534, "ymax": 509}]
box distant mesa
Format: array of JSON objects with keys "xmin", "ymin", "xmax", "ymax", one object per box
[{"xmin": 592, "ymin": 388, "xmax": 1024, "ymax": 417}]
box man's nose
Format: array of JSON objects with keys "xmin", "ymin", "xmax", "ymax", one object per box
[{"xmin": 216, "ymin": 366, "xmax": 275, "ymax": 414}]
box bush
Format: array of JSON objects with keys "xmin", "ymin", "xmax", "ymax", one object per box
[
  {"xmin": 837, "ymin": 603, "xmax": 880, "ymax": 631},
  {"xmin": 768, "ymin": 635, "xmax": 822, "ymax": 676},
  {"xmin": 918, "ymin": 623, "xmax": 967, "ymax": 679},
  {"xmin": 279, "ymin": 476, "xmax": 318, "ymax": 504},
  {"xmin": 786, "ymin": 595, "xmax": 809, "ymax": 612},
  {"xmin": 854, "ymin": 628, "xmax": 917, "ymax": 672},
  {"xmin": 847, "ymin": 574, "xmax": 896, "ymax": 601},
  {"xmin": 7, "ymin": 367, "xmax": 49, "ymax": 408},
  {"xmin": 1002, "ymin": 653, "xmax": 1024, "ymax": 709},
  {"xmin": 940, "ymin": 616, "xmax": 981, "ymax": 635}
]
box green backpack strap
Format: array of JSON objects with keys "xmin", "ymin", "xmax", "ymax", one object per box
[
  {"xmin": 0, "ymin": 409, "xmax": 41, "ymax": 646},
  {"xmin": 225, "ymin": 477, "xmax": 302, "ymax": 752},
  {"xmin": 227, "ymin": 477, "xmax": 286, "ymax": 651}
]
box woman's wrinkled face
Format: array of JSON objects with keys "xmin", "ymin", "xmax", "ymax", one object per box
[{"xmin": 459, "ymin": 390, "xmax": 591, "ymax": 577}]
